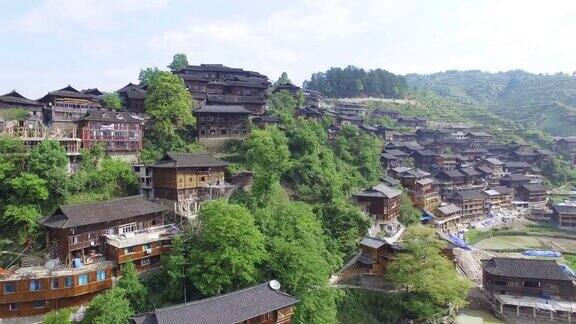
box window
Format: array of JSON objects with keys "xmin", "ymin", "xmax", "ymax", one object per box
[
  {"xmin": 119, "ymin": 223, "xmax": 137, "ymax": 234},
  {"xmin": 32, "ymin": 300, "xmax": 46, "ymax": 308},
  {"xmin": 29, "ymin": 279, "xmax": 41, "ymax": 291},
  {"xmin": 125, "ymin": 246, "xmax": 135, "ymax": 254},
  {"xmin": 78, "ymin": 274, "xmax": 89, "ymax": 286},
  {"xmin": 88, "ymin": 232, "xmax": 96, "ymax": 239},
  {"xmin": 96, "ymin": 270, "xmax": 106, "ymax": 282},
  {"xmin": 51, "ymin": 278, "xmax": 59, "ymax": 289},
  {"xmin": 144, "ymin": 243, "xmax": 152, "ymax": 251},
  {"xmin": 64, "ymin": 276, "xmax": 73, "ymax": 288},
  {"xmin": 4, "ymin": 282, "xmax": 15, "ymax": 294},
  {"xmin": 133, "ymin": 166, "xmax": 140, "ymax": 172},
  {"xmin": 70, "ymin": 235, "xmax": 80, "ymax": 245},
  {"xmin": 140, "ymin": 258, "xmax": 150, "ymax": 266},
  {"xmin": 9, "ymin": 303, "xmax": 19, "ymax": 311},
  {"xmin": 262, "ymin": 312, "xmax": 273, "ymax": 321}
]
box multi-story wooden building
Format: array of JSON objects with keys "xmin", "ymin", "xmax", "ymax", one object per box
[
  {"xmin": 39, "ymin": 86, "xmax": 103, "ymax": 129},
  {"xmin": 408, "ymin": 178, "xmax": 441, "ymax": 212},
  {"xmin": 41, "ymin": 195, "xmax": 171, "ymax": 267},
  {"xmin": 499, "ymin": 174, "xmax": 531, "ymax": 190},
  {"xmin": 194, "ymin": 105, "xmax": 251, "ymax": 144},
  {"xmin": 0, "ymin": 90, "xmax": 45, "ymax": 124},
  {"xmin": 483, "ymin": 186, "xmax": 514, "ymax": 209},
  {"xmin": 151, "ymin": 152, "xmax": 233, "ymax": 218},
  {"xmin": 483, "ymin": 257, "xmax": 576, "ymax": 300},
  {"xmin": 273, "ymin": 82, "xmax": 301, "ymax": 96},
  {"xmin": 117, "ymin": 83, "xmax": 147, "ymax": 114},
  {"xmin": 452, "ymin": 190, "xmax": 485, "ymax": 222},
  {"xmin": 552, "ymin": 204, "xmax": 576, "ymax": 228},
  {"xmin": 132, "ymin": 280, "xmax": 298, "ymax": 324},
  {"xmin": 0, "ymin": 196, "xmax": 174, "ymax": 317},
  {"xmin": 354, "ymin": 184, "xmax": 402, "ymax": 223},
  {"xmin": 77, "ymin": 110, "xmax": 143, "ymax": 160},
  {"xmin": 174, "ymin": 64, "xmax": 270, "ymax": 114},
  {"xmin": 556, "ymin": 137, "xmax": 576, "ymax": 164},
  {"xmin": 516, "ymin": 184, "xmax": 548, "ymax": 206},
  {"xmin": 357, "ymin": 237, "xmax": 402, "ymax": 276},
  {"xmin": 434, "ymin": 204, "xmax": 461, "ymax": 233}
]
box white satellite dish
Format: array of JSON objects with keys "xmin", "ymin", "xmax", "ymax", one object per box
[{"xmin": 269, "ymin": 280, "xmax": 281, "ymax": 290}]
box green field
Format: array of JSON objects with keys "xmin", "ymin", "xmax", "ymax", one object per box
[{"xmin": 474, "ymin": 235, "xmax": 576, "ymax": 253}]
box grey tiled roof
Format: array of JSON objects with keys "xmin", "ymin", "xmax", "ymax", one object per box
[
  {"xmin": 41, "ymin": 196, "xmax": 168, "ymax": 229},
  {"xmin": 360, "ymin": 236, "xmax": 387, "ymax": 249},
  {"xmin": 0, "ymin": 90, "xmax": 44, "ymax": 106},
  {"xmin": 195, "ymin": 105, "xmax": 252, "ymax": 114},
  {"xmin": 454, "ymin": 190, "xmax": 484, "ymax": 201},
  {"xmin": 133, "ymin": 281, "xmax": 298, "ymax": 324},
  {"xmin": 483, "ymin": 257, "xmax": 574, "ymax": 281},
  {"xmin": 437, "ymin": 204, "xmax": 460, "ymax": 215},
  {"xmin": 153, "ymin": 152, "xmax": 229, "ymax": 168}
]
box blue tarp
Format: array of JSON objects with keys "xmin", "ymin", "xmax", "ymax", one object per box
[
  {"xmin": 73, "ymin": 258, "xmax": 83, "ymax": 269},
  {"xmin": 522, "ymin": 250, "xmax": 562, "ymax": 258},
  {"xmin": 448, "ymin": 234, "xmax": 472, "ymax": 250},
  {"xmin": 561, "ymin": 264, "xmax": 576, "ymax": 278}
]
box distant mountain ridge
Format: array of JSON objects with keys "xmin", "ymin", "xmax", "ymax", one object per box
[{"xmin": 406, "ymin": 70, "xmax": 576, "ymax": 137}]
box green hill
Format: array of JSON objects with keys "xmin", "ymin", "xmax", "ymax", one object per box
[{"xmin": 406, "ymin": 70, "xmax": 576, "ymax": 136}]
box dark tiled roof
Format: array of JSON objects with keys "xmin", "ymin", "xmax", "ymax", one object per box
[
  {"xmin": 460, "ymin": 167, "xmax": 481, "ymax": 176},
  {"xmin": 454, "ymin": 190, "xmax": 484, "ymax": 201},
  {"xmin": 491, "ymin": 186, "xmax": 514, "ymax": 195},
  {"xmin": 500, "ymin": 174, "xmax": 531, "ymax": 182},
  {"xmin": 437, "ymin": 204, "xmax": 460, "ymax": 215},
  {"xmin": 413, "ymin": 149, "xmax": 437, "ymax": 157},
  {"xmin": 0, "ymin": 90, "xmax": 44, "ymax": 107},
  {"xmin": 553, "ymin": 204, "xmax": 576, "ymax": 214},
  {"xmin": 195, "ymin": 105, "xmax": 252, "ymax": 114},
  {"xmin": 82, "ymin": 88, "xmax": 104, "ymax": 96},
  {"xmin": 355, "ymin": 183, "xmax": 401, "ymax": 199},
  {"xmin": 133, "ymin": 281, "xmax": 298, "ymax": 324},
  {"xmin": 505, "ymin": 161, "xmax": 532, "ymax": 168},
  {"xmin": 153, "ymin": 152, "xmax": 229, "ymax": 168},
  {"xmin": 360, "ymin": 237, "xmax": 387, "ymax": 249},
  {"xmin": 41, "ymin": 196, "xmax": 168, "ymax": 229},
  {"xmin": 380, "ymin": 175, "xmax": 400, "ymax": 187},
  {"xmin": 79, "ymin": 110, "xmax": 142, "ymax": 123},
  {"xmin": 206, "ymin": 94, "xmax": 266, "ymax": 105},
  {"xmin": 439, "ymin": 170, "xmax": 465, "ymax": 179},
  {"xmin": 43, "ymin": 85, "xmax": 97, "ymax": 100},
  {"xmin": 483, "ymin": 257, "xmax": 574, "ymax": 281},
  {"xmin": 519, "ymin": 184, "xmax": 547, "ymax": 193}
]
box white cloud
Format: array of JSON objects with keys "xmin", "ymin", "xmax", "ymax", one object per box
[{"xmin": 9, "ymin": 0, "xmax": 168, "ymax": 34}]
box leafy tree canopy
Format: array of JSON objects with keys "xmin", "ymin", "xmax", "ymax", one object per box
[
  {"xmin": 116, "ymin": 261, "xmax": 150, "ymax": 313},
  {"xmin": 102, "ymin": 92, "xmax": 123, "ymax": 110},
  {"xmin": 167, "ymin": 53, "xmax": 189, "ymax": 71},
  {"xmin": 398, "ymin": 193, "xmax": 421, "ymax": 226},
  {"xmin": 83, "ymin": 287, "xmax": 134, "ymax": 324},
  {"xmin": 138, "ymin": 67, "xmax": 161, "ymax": 85}
]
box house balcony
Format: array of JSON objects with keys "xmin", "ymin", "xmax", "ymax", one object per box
[{"xmin": 105, "ymin": 224, "xmax": 179, "ymax": 249}]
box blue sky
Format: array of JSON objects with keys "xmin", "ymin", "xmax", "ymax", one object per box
[{"xmin": 1, "ymin": 0, "xmax": 575, "ymax": 98}]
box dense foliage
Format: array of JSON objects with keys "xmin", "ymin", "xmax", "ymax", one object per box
[
  {"xmin": 101, "ymin": 92, "xmax": 122, "ymax": 109},
  {"xmin": 167, "ymin": 53, "xmax": 189, "ymax": 71},
  {"xmin": 82, "ymin": 288, "xmax": 133, "ymax": 324},
  {"xmin": 407, "ymin": 70, "xmax": 576, "ymax": 137},
  {"xmin": 304, "ymin": 65, "xmax": 407, "ymax": 98}
]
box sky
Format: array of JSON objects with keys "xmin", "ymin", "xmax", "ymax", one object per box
[{"xmin": 1, "ymin": 0, "xmax": 575, "ymax": 98}]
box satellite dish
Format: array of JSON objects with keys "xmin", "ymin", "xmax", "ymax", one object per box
[{"xmin": 269, "ymin": 280, "xmax": 281, "ymax": 290}]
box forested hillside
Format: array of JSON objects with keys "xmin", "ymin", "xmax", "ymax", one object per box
[
  {"xmin": 406, "ymin": 70, "xmax": 576, "ymax": 137},
  {"xmin": 303, "ymin": 65, "xmax": 407, "ymax": 98}
]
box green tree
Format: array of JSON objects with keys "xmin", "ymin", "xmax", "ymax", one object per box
[
  {"xmin": 43, "ymin": 308, "xmax": 72, "ymax": 324},
  {"xmin": 272, "ymin": 72, "xmax": 292, "ymax": 88},
  {"xmin": 398, "ymin": 193, "xmax": 421, "ymax": 226},
  {"xmin": 386, "ymin": 225, "xmax": 471, "ymax": 319},
  {"xmin": 116, "ymin": 261, "xmax": 150, "ymax": 313},
  {"xmin": 9, "ymin": 172, "xmax": 49, "ymax": 203},
  {"xmin": 144, "ymin": 71, "xmax": 195, "ymax": 155},
  {"xmin": 187, "ymin": 201, "xmax": 266, "ymax": 296},
  {"xmin": 160, "ymin": 236, "xmax": 188, "ymax": 303},
  {"xmin": 102, "ymin": 92, "xmax": 122, "ymax": 110},
  {"xmin": 0, "ymin": 108, "xmax": 29, "ymax": 122},
  {"xmin": 83, "ymin": 288, "xmax": 134, "ymax": 324},
  {"xmin": 245, "ymin": 128, "xmax": 291, "ymax": 203},
  {"xmin": 138, "ymin": 67, "xmax": 161, "ymax": 85},
  {"xmin": 167, "ymin": 53, "xmax": 189, "ymax": 71},
  {"xmin": 254, "ymin": 194, "xmax": 341, "ymax": 324},
  {"xmin": 27, "ymin": 140, "xmax": 69, "ymax": 207}
]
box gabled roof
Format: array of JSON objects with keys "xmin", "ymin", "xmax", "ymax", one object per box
[
  {"xmin": 460, "ymin": 167, "xmax": 481, "ymax": 177},
  {"xmin": 380, "ymin": 175, "xmax": 400, "ymax": 187},
  {"xmin": 153, "ymin": 152, "xmax": 229, "ymax": 169},
  {"xmin": 439, "ymin": 169, "xmax": 465, "ymax": 179},
  {"xmin": 490, "ymin": 186, "xmax": 514, "ymax": 195},
  {"xmin": 413, "ymin": 149, "xmax": 437, "ymax": 157},
  {"xmin": 82, "ymin": 88, "xmax": 104, "ymax": 96},
  {"xmin": 553, "ymin": 204, "xmax": 576, "ymax": 214},
  {"xmin": 0, "ymin": 90, "xmax": 44, "ymax": 107},
  {"xmin": 483, "ymin": 257, "xmax": 575, "ymax": 281},
  {"xmin": 132, "ymin": 281, "xmax": 298, "ymax": 324},
  {"xmin": 41, "ymin": 85, "xmax": 98, "ymax": 100},
  {"xmin": 505, "ymin": 161, "xmax": 532, "ymax": 168},
  {"xmin": 355, "ymin": 183, "xmax": 402, "ymax": 199},
  {"xmin": 500, "ymin": 174, "xmax": 530, "ymax": 182},
  {"xmin": 485, "ymin": 157, "xmax": 504, "ymax": 165},
  {"xmin": 360, "ymin": 236, "xmax": 387, "ymax": 249},
  {"xmin": 41, "ymin": 196, "xmax": 168, "ymax": 229},
  {"xmin": 437, "ymin": 204, "xmax": 460, "ymax": 215},
  {"xmin": 454, "ymin": 190, "xmax": 484, "ymax": 201},
  {"xmin": 519, "ymin": 184, "xmax": 546, "ymax": 193}
]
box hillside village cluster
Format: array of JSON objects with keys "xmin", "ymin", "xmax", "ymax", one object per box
[{"xmin": 1, "ymin": 63, "xmax": 576, "ymax": 323}]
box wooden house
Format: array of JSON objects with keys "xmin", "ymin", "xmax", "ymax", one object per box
[
  {"xmin": 435, "ymin": 204, "xmax": 461, "ymax": 233},
  {"xmin": 483, "ymin": 257, "xmax": 576, "ymax": 300},
  {"xmin": 354, "ymin": 184, "xmax": 402, "ymax": 222},
  {"xmin": 396, "ymin": 117, "xmax": 426, "ymax": 128},
  {"xmin": 409, "ymin": 177, "xmax": 441, "ymax": 212},
  {"xmin": 132, "ymin": 281, "xmax": 298, "ymax": 324},
  {"xmin": 151, "ymin": 152, "xmax": 231, "ymax": 218},
  {"xmin": 41, "ymin": 195, "xmax": 171, "ymax": 268},
  {"xmin": 0, "ymin": 90, "xmax": 44, "ymax": 124},
  {"xmin": 452, "ymin": 190, "xmax": 485, "ymax": 222},
  {"xmin": 273, "ymin": 82, "xmax": 301, "ymax": 96},
  {"xmin": 516, "ymin": 184, "xmax": 547, "ymax": 206},
  {"xmin": 484, "ymin": 186, "xmax": 513, "ymax": 209},
  {"xmin": 77, "ymin": 110, "xmax": 143, "ymax": 158},
  {"xmin": 411, "ymin": 149, "xmax": 438, "ymax": 171},
  {"xmin": 552, "ymin": 204, "xmax": 576, "ymax": 228},
  {"xmin": 499, "ymin": 174, "xmax": 531, "ymax": 190},
  {"xmin": 357, "ymin": 237, "xmax": 402, "ymax": 276},
  {"xmin": 194, "ymin": 105, "xmax": 251, "ymax": 143},
  {"xmin": 117, "ymin": 83, "xmax": 146, "ymax": 113},
  {"xmin": 39, "ymin": 86, "xmax": 103, "ymax": 129}
]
